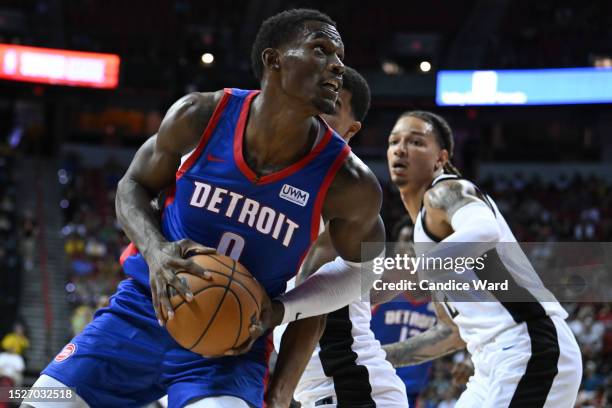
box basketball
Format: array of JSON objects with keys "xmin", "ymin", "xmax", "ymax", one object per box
[{"xmin": 165, "ymin": 254, "xmax": 268, "ymax": 357}]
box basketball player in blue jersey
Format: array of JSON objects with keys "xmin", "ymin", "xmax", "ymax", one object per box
[
  {"xmin": 24, "ymin": 9, "xmax": 385, "ymax": 408},
  {"xmin": 370, "ymin": 217, "xmax": 436, "ymax": 408},
  {"xmin": 381, "ymin": 111, "xmax": 582, "ymax": 408}
]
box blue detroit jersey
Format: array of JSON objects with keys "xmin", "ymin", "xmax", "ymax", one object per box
[
  {"xmin": 121, "ymin": 88, "xmax": 350, "ymax": 298},
  {"xmin": 43, "ymin": 89, "xmax": 351, "ymax": 408},
  {"xmin": 371, "ymin": 295, "xmax": 436, "ymax": 394}
]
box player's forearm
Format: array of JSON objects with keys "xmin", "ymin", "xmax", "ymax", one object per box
[
  {"xmin": 370, "ymin": 266, "xmax": 418, "ymax": 305},
  {"xmin": 278, "ymin": 256, "xmax": 368, "ymax": 323},
  {"xmin": 267, "ymin": 316, "xmax": 326, "ymax": 406},
  {"xmin": 116, "ymin": 176, "xmax": 167, "ymax": 256},
  {"xmin": 383, "ymin": 323, "xmax": 464, "ymax": 367}
]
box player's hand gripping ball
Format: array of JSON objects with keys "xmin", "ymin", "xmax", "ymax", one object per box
[{"xmin": 165, "ymin": 254, "xmax": 269, "ymax": 357}]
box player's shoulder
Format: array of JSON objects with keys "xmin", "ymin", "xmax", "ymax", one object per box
[
  {"xmin": 424, "ymin": 177, "xmax": 487, "ymax": 214},
  {"xmin": 158, "ymin": 90, "xmax": 225, "ymax": 155},
  {"xmin": 324, "ymin": 152, "xmax": 382, "ymax": 219},
  {"xmin": 338, "ymin": 152, "xmax": 381, "ymax": 198},
  {"xmin": 425, "ymin": 178, "xmax": 471, "ymax": 203},
  {"xmin": 166, "ymin": 90, "xmax": 225, "ymax": 126}
]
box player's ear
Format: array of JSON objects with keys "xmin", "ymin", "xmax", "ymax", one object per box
[
  {"xmin": 435, "ymin": 149, "xmax": 449, "ymax": 172},
  {"xmin": 345, "ymin": 121, "xmax": 362, "ymax": 142},
  {"xmin": 262, "ymin": 48, "xmax": 280, "ymax": 72}
]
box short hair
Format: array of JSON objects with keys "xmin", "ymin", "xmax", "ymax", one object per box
[
  {"xmin": 342, "ymin": 66, "xmax": 371, "ymax": 122},
  {"xmin": 251, "ymin": 9, "xmax": 336, "ymax": 81},
  {"xmin": 400, "ymin": 111, "xmax": 453, "ymax": 157},
  {"xmin": 400, "ymin": 110, "xmax": 461, "ymax": 175}
]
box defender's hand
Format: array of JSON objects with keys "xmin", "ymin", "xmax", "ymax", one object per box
[
  {"xmin": 146, "ymin": 238, "xmax": 216, "ymax": 326},
  {"xmin": 224, "ymin": 298, "xmax": 284, "ymax": 356}
]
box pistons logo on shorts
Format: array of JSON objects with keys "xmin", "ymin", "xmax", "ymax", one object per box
[{"xmin": 54, "ymin": 343, "xmax": 77, "ymax": 363}]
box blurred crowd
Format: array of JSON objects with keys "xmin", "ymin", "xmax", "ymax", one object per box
[
  {"xmin": 488, "ymin": 0, "xmax": 612, "ymax": 69},
  {"xmin": 0, "ymin": 150, "xmax": 31, "ymax": 400},
  {"xmin": 59, "ymin": 154, "xmax": 127, "ymax": 336},
  {"xmin": 481, "ymin": 174, "xmax": 612, "ymax": 241},
  {"xmin": 0, "ymin": 151, "xmax": 21, "ymax": 332}
]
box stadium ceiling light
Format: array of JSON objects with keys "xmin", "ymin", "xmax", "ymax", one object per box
[
  {"xmin": 420, "ymin": 61, "xmax": 432, "ymax": 73},
  {"xmin": 382, "ymin": 60, "xmax": 400, "ymax": 75},
  {"xmin": 201, "ymin": 53, "xmax": 214, "ymax": 65}
]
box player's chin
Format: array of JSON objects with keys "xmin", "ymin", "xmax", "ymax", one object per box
[
  {"xmin": 313, "ymin": 96, "xmax": 336, "ymax": 115},
  {"xmin": 390, "ymin": 174, "xmax": 410, "ymax": 187}
]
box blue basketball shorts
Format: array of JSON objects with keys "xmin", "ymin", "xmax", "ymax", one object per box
[{"xmin": 42, "ymin": 279, "xmax": 272, "ymax": 408}]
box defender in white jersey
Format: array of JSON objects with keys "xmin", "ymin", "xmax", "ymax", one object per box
[
  {"xmin": 267, "ymin": 67, "xmax": 407, "ymax": 408},
  {"xmin": 382, "ymin": 111, "xmax": 582, "ymax": 408}
]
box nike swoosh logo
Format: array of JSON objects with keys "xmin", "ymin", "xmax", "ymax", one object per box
[
  {"xmin": 502, "ymin": 345, "xmax": 515, "ymax": 350},
  {"xmin": 207, "ymin": 153, "xmax": 225, "ymax": 163}
]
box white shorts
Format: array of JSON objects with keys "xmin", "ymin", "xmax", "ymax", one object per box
[
  {"xmin": 295, "ymin": 366, "xmax": 408, "ymax": 408},
  {"xmin": 456, "ymin": 315, "xmax": 582, "ymax": 408}
]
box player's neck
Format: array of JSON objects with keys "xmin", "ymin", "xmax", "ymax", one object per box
[
  {"xmin": 245, "ymin": 88, "xmax": 318, "ymax": 169},
  {"xmin": 398, "ymin": 183, "xmax": 431, "ymax": 223}
]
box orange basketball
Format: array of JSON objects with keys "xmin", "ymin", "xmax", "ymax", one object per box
[{"xmin": 165, "ymin": 254, "xmax": 268, "ymax": 357}]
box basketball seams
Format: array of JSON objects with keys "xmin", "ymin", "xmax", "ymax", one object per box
[
  {"xmin": 170, "ymin": 268, "xmax": 232, "ymax": 310},
  {"xmin": 187, "ymin": 261, "xmax": 236, "ymax": 350},
  {"xmin": 186, "ymin": 267, "xmax": 262, "ymax": 316},
  {"xmin": 172, "ymin": 284, "xmax": 228, "ymax": 312},
  {"xmin": 210, "ymin": 255, "xmax": 262, "ymax": 314},
  {"xmin": 207, "ymin": 254, "xmax": 252, "ymax": 278},
  {"xmin": 191, "ymin": 255, "xmax": 263, "ymax": 313},
  {"xmin": 167, "ymin": 254, "xmax": 265, "ymax": 356},
  {"xmin": 227, "ymin": 287, "xmax": 243, "ymax": 348},
  {"xmin": 170, "ymin": 269, "xmax": 261, "ymax": 315}
]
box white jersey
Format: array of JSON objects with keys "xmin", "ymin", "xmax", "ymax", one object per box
[
  {"xmin": 273, "ymin": 278, "xmax": 407, "ymax": 408},
  {"xmin": 413, "ymin": 173, "xmax": 568, "ymax": 354}
]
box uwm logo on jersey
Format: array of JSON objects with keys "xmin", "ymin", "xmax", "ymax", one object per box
[{"xmin": 279, "ymin": 184, "xmax": 309, "ymax": 207}]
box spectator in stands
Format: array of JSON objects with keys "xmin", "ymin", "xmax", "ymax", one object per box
[
  {"xmin": 1, "ymin": 323, "xmax": 29, "ymax": 356},
  {"xmin": 21, "ymin": 213, "xmax": 36, "ymax": 272},
  {"xmin": 571, "ymin": 309, "xmax": 605, "ymax": 356},
  {"xmin": 437, "ymin": 387, "xmax": 458, "ymax": 408},
  {"xmin": 71, "ymin": 304, "xmax": 94, "ymax": 336},
  {"xmin": 582, "ymin": 360, "xmax": 605, "ymax": 392},
  {"xmin": 0, "ymin": 343, "xmax": 25, "ymax": 387}
]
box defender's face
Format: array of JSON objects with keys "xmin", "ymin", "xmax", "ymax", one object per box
[
  {"xmin": 387, "ymin": 116, "xmax": 442, "ymax": 188},
  {"xmin": 278, "ymin": 21, "xmax": 345, "ymax": 114},
  {"xmin": 321, "ymin": 89, "xmax": 355, "ymax": 141}
]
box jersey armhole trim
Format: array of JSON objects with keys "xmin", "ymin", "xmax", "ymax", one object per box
[
  {"xmin": 420, "ymin": 210, "xmax": 444, "ymax": 243},
  {"xmin": 309, "ymin": 144, "xmax": 351, "ymax": 242},
  {"xmin": 119, "ymin": 242, "xmax": 139, "ymax": 266},
  {"xmin": 176, "ymin": 89, "xmax": 232, "ymax": 180}
]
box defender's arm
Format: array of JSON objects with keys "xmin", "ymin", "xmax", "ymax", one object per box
[
  {"xmin": 383, "ymin": 302, "xmax": 465, "ymax": 367},
  {"xmin": 266, "ymin": 231, "xmax": 335, "ymax": 407}
]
